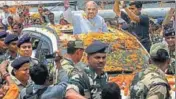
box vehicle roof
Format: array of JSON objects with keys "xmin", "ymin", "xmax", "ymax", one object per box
[{"xmin": 22, "ymin": 25, "xmax": 59, "ymax": 52}]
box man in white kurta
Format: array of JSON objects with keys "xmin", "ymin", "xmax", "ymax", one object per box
[{"xmin": 63, "ymin": 0, "xmax": 108, "ymax": 34}]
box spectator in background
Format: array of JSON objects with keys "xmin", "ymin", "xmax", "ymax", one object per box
[
  {"xmin": 101, "ymin": 82, "xmax": 121, "ymax": 99},
  {"xmin": 117, "ymin": 18, "xmax": 128, "ymax": 30},
  {"xmin": 98, "ymin": 1, "xmax": 107, "ymax": 10},
  {"xmin": 43, "ymin": 8, "xmax": 51, "ymax": 23},
  {"xmin": 20, "ymin": 7, "xmax": 31, "ymax": 27},
  {"xmin": 59, "ymin": 13, "xmax": 69, "ymax": 25},
  {"xmin": 38, "ymin": 5, "xmax": 47, "ymax": 24},
  {"xmin": 1, "ymin": 5, "xmax": 11, "ymax": 31},
  {"xmin": 47, "ymin": 13, "xmax": 55, "ymax": 26},
  {"xmin": 63, "ymin": 0, "xmax": 108, "ymax": 34},
  {"xmin": 114, "ymin": 1, "xmax": 150, "ymax": 52},
  {"xmin": 33, "ymin": 18, "xmax": 43, "ymax": 25},
  {"xmin": 11, "ymin": 23, "xmax": 23, "ymax": 36},
  {"xmin": 19, "ymin": 13, "xmax": 25, "ymax": 24},
  {"xmin": 6, "ymin": 16, "xmax": 14, "ymax": 33},
  {"xmin": 105, "ymin": 18, "xmax": 118, "ymax": 29},
  {"xmin": 7, "ymin": 16, "xmax": 14, "ymax": 29},
  {"xmin": 43, "ymin": 8, "xmax": 51, "ymax": 16}
]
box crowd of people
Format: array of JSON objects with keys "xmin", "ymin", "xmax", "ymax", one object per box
[{"xmin": 0, "ymin": 0, "xmax": 175, "ymax": 99}]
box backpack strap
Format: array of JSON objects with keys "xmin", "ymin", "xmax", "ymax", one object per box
[
  {"xmin": 149, "ymin": 83, "xmax": 171, "ymax": 99},
  {"xmin": 23, "ymin": 84, "xmax": 34, "ymax": 99},
  {"xmin": 37, "ymin": 87, "xmax": 48, "ymax": 99}
]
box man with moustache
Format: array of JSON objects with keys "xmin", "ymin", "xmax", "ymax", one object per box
[{"xmin": 65, "ymin": 41, "xmax": 109, "ymax": 99}]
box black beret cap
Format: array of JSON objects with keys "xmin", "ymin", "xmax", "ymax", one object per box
[
  {"xmin": 4, "ymin": 34, "xmax": 18, "ymax": 45},
  {"xmin": 11, "ymin": 56, "xmax": 30, "ymax": 70},
  {"xmin": 164, "ymin": 27, "xmax": 175, "ymax": 37},
  {"xmin": 17, "ymin": 35, "xmax": 31, "ymax": 47},
  {"xmin": 85, "ymin": 40, "xmax": 108, "ymax": 54},
  {"xmin": 0, "ymin": 31, "xmax": 8, "ymax": 39}
]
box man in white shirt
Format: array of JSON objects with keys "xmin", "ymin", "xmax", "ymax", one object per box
[
  {"xmin": 63, "ymin": 0, "xmax": 108, "ymax": 34},
  {"xmin": 1, "ymin": 5, "xmax": 11, "ymax": 30}
]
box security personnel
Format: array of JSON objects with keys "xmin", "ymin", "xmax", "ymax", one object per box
[
  {"xmin": 4, "ymin": 34, "xmax": 18, "ymax": 61},
  {"xmin": 65, "ymin": 41, "xmax": 109, "ymax": 99},
  {"xmin": 17, "ymin": 35, "xmax": 55, "ymax": 84},
  {"xmin": 11, "ymin": 56, "xmax": 31, "ymax": 91},
  {"xmin": 4, "ymin": 34, "xmax": 19, "ymax": 77},
  {"xmin": 61, "ymin": 40, "xmax": 85, "ymax": 78},
  {"xmin": 130, "ymin": 42, "xmax": 171, "ymax": 99},
  {"xmin": 17, "ymin": 35, "xmax": 32, "ymax": 57},
  {"xmin": 53, "ymin": 40, "xmax": 85, "ymax": 84},
  {"xmin": 0, "ymin": 31, "xmax": 8, "ymax": 63},
  {"xmin": 164, "ymin": 25, "xmax": 175, "ymax": 74}
]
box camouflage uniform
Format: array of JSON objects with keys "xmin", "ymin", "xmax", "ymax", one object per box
[
  {"xmin": 52, "ymin": 58, "xmax": 86, "ymax": 84},
  {"xmin": 130, "ymin": 64, "xmax": 171, "ymax": 99},
  {"xmin": 67, "ymin": 67, "xmax": 109, "ymax": 99},
  {"xmin": 167, "ymin": 50, "xmax": 175, "ymax": 74},
  {"xmin": 61, "ymin": 58, "xmax": 86, "ymax": 78}
]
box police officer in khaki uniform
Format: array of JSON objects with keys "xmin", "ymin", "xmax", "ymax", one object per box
[
  {"xmin": 17, "ymin": 35, "xmax": 32, "ymax": 57},
  {"xmin": 4, "ymin": 34, "xmax": 18, "ymax": 61},
  {"xmin": 65, "ymin": 41, "xmax": 109, "ymax": 99},
  {"xmin": 11, "ymin": 56, "xmax": 31, "ymax": 91},
  {"xmin": 130, "ymin": 42, "xmax": 171, "ymax": 99},
  {"xmin": 4, "ymin": 34, "xmax": 19, "ymax": 77}
]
